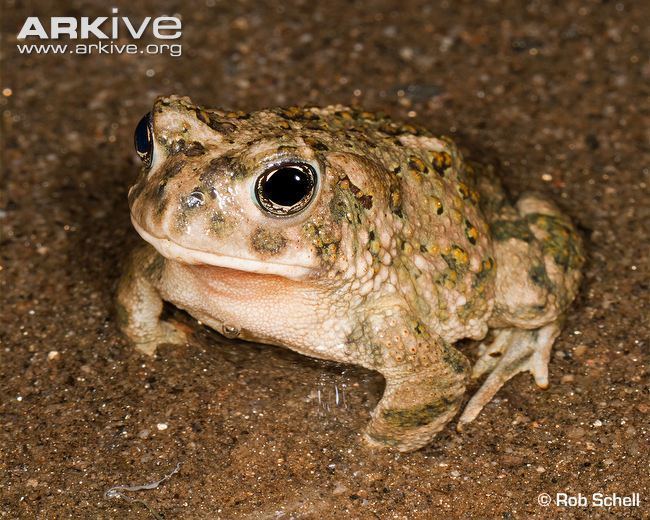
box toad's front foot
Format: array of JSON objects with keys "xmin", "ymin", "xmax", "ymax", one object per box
[
  {"xmin": 457, "ymin": 322, "xmax": 561, "ymax": 429},
  {"xmin": 116, "ymin": 245, "xmax": 189, "ymax": 356},
  {"xmin": 127, "ymin": 321, "xmax": 189, "ymax": 356},
  {"xmin": 360, "ymin": 317, "xmax": 470, "ymax": 452},
  {"xmin": 363, "ymin": 365, "xmax": 467, "ymax": 452}
]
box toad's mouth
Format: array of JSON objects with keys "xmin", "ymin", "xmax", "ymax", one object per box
[{"xmin": 131, "ymin": 217, "xmax": 314, "ymax": 279}]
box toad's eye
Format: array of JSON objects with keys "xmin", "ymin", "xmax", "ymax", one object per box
[
  {"xmin": 134, "ymin": 112, "xmax": 153, "ymax": 167},
  {"xmin": 255, "ymin": 162, "xmax": 317, "ymax": 216}
]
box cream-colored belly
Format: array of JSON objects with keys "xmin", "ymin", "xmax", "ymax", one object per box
[{"xmin": 155, "ymin": 259, "xmax": 354, "ymax": 362}]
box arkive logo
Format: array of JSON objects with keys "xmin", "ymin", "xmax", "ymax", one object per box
[
  {"xmin": 16, "ymin": 7, "xmax": 183, "ymax": 57},
  {"xmin": 17, "ymin": 7, "xmax": 181, "ymax": 40}
]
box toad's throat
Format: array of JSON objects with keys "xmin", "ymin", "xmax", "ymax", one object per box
[{"xmin": 130, "ymin": 216, "xmax": 314, "ymax": 279}]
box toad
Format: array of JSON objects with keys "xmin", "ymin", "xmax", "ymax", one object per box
[{"xmin": 117, "ymin": 96, "xmax": 584, "ymax": 451}]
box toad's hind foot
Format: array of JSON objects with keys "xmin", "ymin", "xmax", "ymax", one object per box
[{"xmin": 457, "ymin": 322, "xmax": 561, "ymax": 429}]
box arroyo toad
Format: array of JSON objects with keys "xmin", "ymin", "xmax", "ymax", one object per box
[{"xmin": 117, "ymin": 96, "xmax": 584, "ymax": 452}]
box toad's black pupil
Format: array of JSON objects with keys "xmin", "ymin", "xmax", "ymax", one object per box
[
  {"xmin": 134, "ymin": 112, "xmax": 153, "ymax": 163},
  {"xmin": 262, "ymin": 166, "xmax": 313, "ymax": 207}
]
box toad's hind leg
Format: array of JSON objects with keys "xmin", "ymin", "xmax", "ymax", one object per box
[
  {"xmin": 457, "ymin": 191, "xmax": 584, "ymax": 428},
  {"xmin": 457, "ymin": 322, "xmax": 560, "ymax": 428}
]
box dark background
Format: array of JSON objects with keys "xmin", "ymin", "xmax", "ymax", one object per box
[{"xmin": 1, "ymin": 0, "xmax": 648, "ymax": 517}]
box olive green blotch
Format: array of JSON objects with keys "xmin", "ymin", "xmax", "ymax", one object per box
[
  {"xmin": 153, "ymin": 162, "xmax": 183, "ymax": 216},
  {"xmin": 161, "ymin": 161, "xmax": 183, "ymax": 182},
  {"xmin": 329, "ymin": 186, "xmax": 366, "ymax": 224},
  {"xmin": 414, "ymin": 321, "xmax": 427, "ymax": 336},
  {"xmin": 527, "ymin": 213, "xmax": 584, "ymax": 271},
  {"xmin": 367, "ymin": 342, "xmax": 384, "ymax": 367},
  {"xmin": 154, "ymin": 161, "xmax": 185, "ymax": 215},
  {"xmin": 340, "ymin": 175, "xmax": 374, "ymax": 210},
  {"xmin": 303, "ymin": 222, "xmax": 340, "ymax": 263},
  {"xmin": 200, "ymin": 155, "xmax": 246, "ymax": 185},
  {"xmin": 184, "ymin": 141, "xmax": 206, "ymax": 156},
  {"xmin": 210, "ymin": 212, "xmax": 231, "ymax": 237},
  {"xmin": 491, "ymin": 219, "xmax": 534, "ymax": 242},
  {"xmin": 441, "ymin": 245, "xmax": 469, "ymax": 274},
  {"xmin": 473, "ymin": 257, "xmax": 495, "ymax": 288},
  {"xmin": 251, "ymin": 227, "xmax": 287, "ymax": 256},
  {"xmin": 408, "ymin": 156, "xmax": 429, "ymax": 174},
  {"xmin": 529, "ymin": 263, "xmax": 554, "ymax": 291},
  {"xmin": 381, "ymin": 397, "xmax": 454, "ymax": 428},
  {"xmin": 303, "ymin": 136, "xmax": 330, "ymax": 151},
  {"xmin": 429, "ymin": 151, "xmax": 452, "ymax": 176},
  {"xmin": 195, "ymin": 109, "xmax": 237, "ymax": 134},
  {"xmin": 366, "ymin": 432, "xmax": 401, "ymax": 447},
  {"xmin": 389, "ymin": 185, "xmax": 403, "ymax": 217},
  {"xmin": 442, "ymin": 343, "xmax": 470, "ymax": 375},
  {"xmin": 329, "ymin": 189, "xmax": 349, "ymax": 223}
]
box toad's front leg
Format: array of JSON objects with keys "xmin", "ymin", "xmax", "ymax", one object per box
[
  {"xmin": 360, "ymin": 314, "xmax": 470, "ymax": 452},
  {"xmin": 116, "ymin": 244, "xmax": 188, "ymax": 355}
]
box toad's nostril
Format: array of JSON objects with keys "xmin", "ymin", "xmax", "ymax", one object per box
[{"xmin": 185, "ymin": 190, "xmax": 205, "ymax": 208}]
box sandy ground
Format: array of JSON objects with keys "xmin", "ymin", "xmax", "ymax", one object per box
[{"xmin": 1, "ymin": 0, "xmax": 648, "ymax": 518}]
